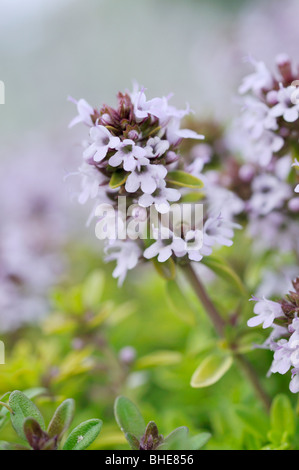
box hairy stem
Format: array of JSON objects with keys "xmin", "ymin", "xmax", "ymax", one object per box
[
  {"xmin": 183, "ymin": 264, "xmax": 226, "ymax": 336},
  {"xmin": 234, "ymin": 354, "xmax": 271, "ymax": 412},
  {"xmin": 183, "ymin": 264, "xmax": 271, "ymax": 412},
  {"xmin": 0, "ymin": 401, "xmax": 13, "ymax": 414}
]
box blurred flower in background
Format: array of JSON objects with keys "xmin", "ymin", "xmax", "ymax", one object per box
[{"xmin": 0, "ymin": 138, "xmax": 71, "ymax": 331}]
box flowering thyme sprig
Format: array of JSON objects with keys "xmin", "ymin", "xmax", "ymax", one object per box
[
  {"xmin": 201, "ymin": 55, "xmax": 299, "ymax": 255},
  {"xmin": 238, "ymin": 54, "xmax": 299, "ymax": 168},
  {"xmin": 248, "ymin": 277, "xmax": 299, "ymax": 393},
  {"xmin": 69, "ymin": 86, "xmax": 240, "ymax": 285}
]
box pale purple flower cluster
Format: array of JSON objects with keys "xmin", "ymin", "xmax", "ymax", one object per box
[
  {"xmin": 70, "ymin": 86, "xmax": 239, "ymax": 285},
  {"xmin": 237, "ymin": 55, "xmax": 299, "ymax": 167},
  {"xmin": 0, "ymin": 149, "xmax": 68, "ymax": 331},
  {"xmin": 226, "ymin": 55, "xmax": 299, "ymax": 253},
  {"xmin": 248, "ymin": 279, "xmax": 299, "ymax": 393}
]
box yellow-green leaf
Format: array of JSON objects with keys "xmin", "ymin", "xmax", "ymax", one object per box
[
  {"xmin": 166, "ymin": 171, "xmax": 204, "ymax": 189},
  {"xmin": 109, "ymin": 170, "xmax": 127, "ymax": 189},
  {"xmin": 201, "ymin": 255, "xmax": 247, "ymax": 296},
  {"xmin": 136, "ymin": 351, "xmax": 182, "ymax": 369},
  {"xmin": 166, "ymin": 280, "xmax": 195, "ymax": 325},
  {"xmin": 152, "ymin": 257, "xmax": 176, "ymax": 280},
  {"xmin": 190, "ymin": 353, "xmax": 233, "ymax": 388}
]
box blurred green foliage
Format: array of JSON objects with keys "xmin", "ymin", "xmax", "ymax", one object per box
[{"xmin": 0, "ymin": 238, "xmax": 298, "ymax": 450}]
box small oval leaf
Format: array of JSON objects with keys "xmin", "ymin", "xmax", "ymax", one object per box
[
  {"xmin": 158, "ymin": 426, "xmax": 189, "ymax": 450},
  {"xmin": 189, "ymin": 432, "xmax": 211, "ymax": 450},
  {"xmin": 62, "ymin": 419, "xmax": 102, "ymax": 450},
  {"xmin": 166, "ymin": 171, "xmax": 204, "ymax": 189},
  {"xmin": 201, "ymin": 255, "xmax": 247, "ymax": 296},
  {"xmin": 191, "ymin": 353, "xmax": 233, "ymax": 388},
  {"xmin": 9, "ymin": 391, "xmax": 45, "ymax": 441},
  {"xmin": 136, "ymin": 351, "xmax": 182, "ymax": 369},
  {"xmin": 166, "ymin": 280, "xmax": 196, "ymax": 325},
  {"xmin": 270, "ymin": 394, "xmax": 295, "ymax": 443},
  {"xmin": 152, "ymin": 257, "xmax": 176, "ymax": 280},
  {"xmin": 114, "ymin": 396, "xmax": 145, "ymax": 440},
  {"xmin": 47, "ymin": 398, "xmax": 75, "ymax": 439},
  {"xmin": 109, "ymin": 170, "xmax": 128, "ymax": 189}
]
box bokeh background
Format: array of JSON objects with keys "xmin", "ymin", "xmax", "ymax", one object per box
[{"xmin": 1, "ymin": 0, "xmax": 299, "ymax": 450}]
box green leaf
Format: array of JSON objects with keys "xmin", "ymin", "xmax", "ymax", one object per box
[
  {"xmin": 0, "ymin": 392, "xmax": 12, "ymax": 432},
  {"xmin": 190, "ymin": 353, "xmax": 233, "ymax": 388},
  {"xmin": 109, "ymin": 170, "xmax": 128, "ymax": 189},
  {"xmin": 22, "ymin": 388, "xmax": 47, "ymax": 400},
  {"xmin": 269, "ymin": 394, "xmax": 295, "ymax": 444},
  {"xmin": 0, "ymin": 414, "xmax": 10, "ymax": 433},
  {"xmin": 0, "ymin": 389, "xmax": 46, "ymax": 433},
  {"xmin": 23, "ymin": 418, "xmax": 47, "ymax": 449},
  {"xmin": 82, "ymin": 270, "xmax": 104, "ymax": 309},
  {"xmin": 166, "ymin": 171, "xmax": 204, "ymax": 189},
  {"xmin": 0, "ymin": 392, "xmax": 11, "ymax": 403},
  {"xmin": 180, "ymin": 191, "xmax": 205, "ymax": 203},
  {"xmin": 201, "ymin": 255, "xmax": 247, "ymax": 295},
  {"xmin": 235, "ymin": 332, "xmax": 264, "ymax": 354},
  {"xmin": 152, "ymin": 257, "xmax": 176, "ymax": 280},
  {"xmin": 114, "ymin": 396, "xmax": 145, "ymax": 440},
  {"xmin": 9, "ymin": 391, "xmax": 45, "ymax": 441},
  {"xmin": 47, "ymin": 398, "xmax": 75, "ymax": 440},
  {"xmin": 166, "ymin": 279, "xmax": 196, "ymax": 325},
  {"xmin": 158, "ymin": 426, "xmax": 189, "ymax": 450},
  {"xmin": 125, "ymin": 432, "xmax": 140, "ymax": 450},
  {"xmin": 236, "ymin": 406, "xmax": 269, "ymax": 440},
  {"xmin": 136, "ymin": 350, "xmax": 182, "ymax": 369},
  {"xmin": 62, "ymin": 419, "xmax": 102, "ymax": 450},
  {"xmin": 189, "ymin": 432, "xmax": 211, "ymax": 450}
]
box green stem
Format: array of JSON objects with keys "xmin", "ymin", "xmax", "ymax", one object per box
[
  {"xmin": 234, "ymin": 354, "xmax": 271, "ymax": 412},
  {"xmin": 0, "ymin": 401, "xmax": 13, "ymax": 414},
  {"xmin": 183, "ymin": 264, "xmax": 271, "ymax": 412},
  {"xmin": 183, "ymin": 264, "xmax": 226, "ymax": 337}
]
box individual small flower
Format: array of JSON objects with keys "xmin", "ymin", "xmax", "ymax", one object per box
[
  {"xmin": 130, "ymin": 87, "xmax": 152, "ymax": 121},
  {"xmin": 138, "ymin": 180, "xmax": 181, "ymax": 214},
  {"xmin": 288, "ymin": 318, "xmax": 299, "ymax": 351},
  {"xmin": 166, "ymin": 117, "xmax": 204, "ymax": 146},
  {"xmin": 247, "ymin": 297, "xmax": 283, "ymax": 329},
  {"xmin": 203, "ymin": 215, "xmax": 238, "ymax": 248},
  {"xmin": 77, "ymin": 163, "xmax": 109, "ymax": 204},
  {"xmin": 205, "ymin": 186, "xmax": 245, "ymax": 221},
  {"xmin": 290, "ymin": 369, "xmax": 299, "ymax": 393},
  {"xmin": 241, "ymin": 97, "xmax": 277, "ymax": 139},
  {"xmin": 105, "ymin": 240, "xmax": 142, "ymax": 286},
  {"xmin": 183, "ymin": 229, "xmax": 211, "ymax": 262},
  {"xmin": 288, "ymin": 197, "xmax": 299, "ymax": 212},
  {"xmin": 259, "ymin": 324, "xmax": 289, "ymax": 349},
  {"xmin": 119, "ymin": 346, "xmax": 136, "ymax": 365},
  {"xmin": 269, "ymin": 85, "xmax": 299, "ymax": 123},
  {"xmin": 270, "ymin": 339, "xmax": 293, "ymax": 374},
  {"xmin": 249, "ymin": 174, "xmax": 292, "ymax": 216},
  {"xmin": 130, "ymin": 86, "xmax": 188, "ymax": 125},
  {"xmin": 68, "ymin": 97, "xmax": 94, "ymax": 128},
  {"xmin": 109, "ymin": 139, "xmax": 148, "ymax": 171},
  {"xmin": 83, "ymin": 125, "xmax": 120, "ymax": 162},
  {"xmin": 144, "ymin": 136, "xmax": 170, "ymax": 159},
  {"xmin": 143, "ymin": 227, "xmax": 186, "ymax": 263},
  {"xmin": 238, "ymin": 58, "xmax": 274, "ymax": 96},
  {"xmin": 125, "ymin": 164, "xmax": 167, "ymax": 194}
]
